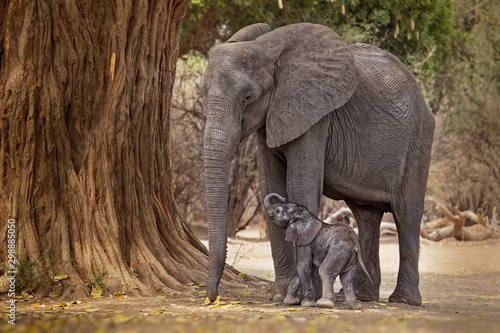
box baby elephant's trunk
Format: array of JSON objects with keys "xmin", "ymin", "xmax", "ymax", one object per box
[{"xmin": 264, "ymin": 193, "xmax": 287, "ymax": 208}]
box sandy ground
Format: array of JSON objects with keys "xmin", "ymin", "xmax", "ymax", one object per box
[{"xmin": 1, "ymin": 229, "xmax": 500, "ymax": 332}]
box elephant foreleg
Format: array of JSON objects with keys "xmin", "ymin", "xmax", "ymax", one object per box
[
  {"xmin": 258, "ymin": 139, "xmax": 296, "ymax": 301},
  {"xmin": 283, "ymin": 134, "xmax": 326, "ymax": 301},
  {"xmin": 283, "ymin": 274, "xmax": 301, "ymax": 305},
  {"xmin": 296, "ymin": 246, "xmax": 316, "ymax": 307}
]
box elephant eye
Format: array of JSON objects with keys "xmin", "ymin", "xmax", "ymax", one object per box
[{"xmin": 243, "ymin": 93, "xmax": 252, "ymax": 103}]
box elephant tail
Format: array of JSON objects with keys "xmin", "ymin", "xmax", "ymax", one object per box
[
  {"xmin": 355, "ymin": 248, "xmax": 373, "ymax": 287},
  {"xmin": 347, "ymin": 224, "xmax": 373, "ymax": 287}
]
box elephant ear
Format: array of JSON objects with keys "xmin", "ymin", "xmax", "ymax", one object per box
[
  {"xmin": 226, "ymin": 23, "xmax": 272, "ymax": 43},
  {"xmin": 256, "ymin": 23, "xmax": 359, "ymax": 148},
  {"xmin": 285, "ymin": 218, "xmax": 322, "ymax": 247}
]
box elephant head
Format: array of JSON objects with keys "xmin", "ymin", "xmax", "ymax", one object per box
[
  {"xmin": 264, "ymin": 193, "xmax": 322, "ymax": 247},
  {"xmin": 264, "ymin": 193, "xmax": 289, "ymax": 228},
  {"xmin": 202, "ymin": 23, "xmax": 359, "ymax": 301}
]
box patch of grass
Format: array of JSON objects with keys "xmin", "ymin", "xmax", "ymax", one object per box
[
  {"xmin": 15, "ymin": 247, "xmax": 63, "ymax": 292},
  {"xmin": 87, "ymin": 261, "xmax": 110, "ymax": 296}
]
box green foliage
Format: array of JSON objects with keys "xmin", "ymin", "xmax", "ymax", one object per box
[
  {"xmin": 15, "ymin": 247, "xmax": 63, "ymax": 293},
  {"xmin": 181, "ymin": 0, "xmax": 454, "ymax": 84}
]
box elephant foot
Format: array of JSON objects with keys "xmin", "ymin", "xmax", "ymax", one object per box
[
  {"xmin": 353, "ymin": 271, "xmax": 379, "ymax": 302},
  {"xmin": 355, "ymin": 289, "xmax": 378, "ymax": 302},
  {"xmin": 347, "ymin": 300, "xmax": 362, "ymax": 310},
  {"xmin": 266, "ymin": 278, "xmax": 293, "ymax": 302},
  {"xmin": 316, "ymin": 297, "xmax": 334, "ymax": 309},
  {"xmin": 283, "ymin": 295, "xmax": 300, "ymax": 305},
  {"xmin": 301, "ymin": 299, "xmax": 316, "ymax": 307},
  {"xmin": 354, "ymin": 284, "xmax": 379, "ymax": 302},
  {"xmin": 389, "ymin": 286, "xmax": 422, "ymax": 306}
]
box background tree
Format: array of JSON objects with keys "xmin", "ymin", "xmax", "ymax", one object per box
[
  {"xmin": 0, "ymin": 0, "xmax": 240, "ymax": 298},
  {"xmin": 171, "ymin": 55, "xmax": 207, "ymax": 229},
  {"xmin": 428, "ymin": 0, "xmax": 500, "ymax": 214}
]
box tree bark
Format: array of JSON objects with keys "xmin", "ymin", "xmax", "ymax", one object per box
[{"xmin": 0, "ymin": 0, "xmax": 215, "ymax": 299}]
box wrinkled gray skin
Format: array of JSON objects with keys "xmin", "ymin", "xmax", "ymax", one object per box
[
  {"xmin": 202, "ymin": 22, "xmax": 435, "ymax": 305},
  {"xmin": 264, "ymin": 193, "xmax": 373, "ymax": 310}
]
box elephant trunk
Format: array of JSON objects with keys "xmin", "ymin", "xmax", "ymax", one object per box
[
  {"xmin": 264, "ymin": 193, "xmax": 287, "ymax": 208},
  {"xmin": 203, "ymin": 102, "xmax": 241, "ymax": 302}
]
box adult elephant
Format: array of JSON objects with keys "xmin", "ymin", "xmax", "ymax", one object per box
[{"xmin": 202, "ymin": 22, "xmax": 434, "ymax": 306}]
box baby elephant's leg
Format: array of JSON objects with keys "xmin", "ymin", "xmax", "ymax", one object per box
[
  {"xmin": 316, "ymin": 250, "xmax": 350, "ymax": 309},
  {"xmin": 340, "ymin": 265, "xmax": 361, "ymax": 310},
  {"xmin": 283, "ymin": 275, "xmax": 301, "ymax": 305},
  {"xmin": 295, "ymin": 246, "xmax": 316, "ymax": 307}
]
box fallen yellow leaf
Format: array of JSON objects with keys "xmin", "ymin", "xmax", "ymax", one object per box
[
  {"xmin": 49, "ymin": 291, "xmax": 61, "ymax": 298},
  {"xmin": 55, "ymin": 302, "xmax": 69, "ymax": 308},
  {"xmin": 204, "ymin": 296, "xmax": 220, "ymax": 306},
  {"xmin": 53, "ymin": 275, "xmax": 69, "ymax": 281},
  {"xmin": 92, "ymin": 285, "xmax": 103, "ymax": 294}
]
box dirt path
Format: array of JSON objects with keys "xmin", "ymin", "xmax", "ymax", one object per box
[{"xmin": 2, "ymin": 234, "xmax": 500, "ymax": 332}]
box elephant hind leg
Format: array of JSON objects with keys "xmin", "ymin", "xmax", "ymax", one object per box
[
  {"xmin": 340, "ymin": 267, "xmax": 362, "ymax": 310},
  {"xmin": 345, "ymin": 200, "xmax": 383, "ymax": 301},
  {"xmin": 389, "ymin": 201, "xmax": 423, "ymax": 306},
  {"xmin": 315, "ymin": 248, "xmax": 350, "ymax": 309}
]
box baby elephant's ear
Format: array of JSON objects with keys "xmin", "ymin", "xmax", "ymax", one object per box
[{"xmin": 285, "ymin": 218, "xmax": 322, "ymax": 247}]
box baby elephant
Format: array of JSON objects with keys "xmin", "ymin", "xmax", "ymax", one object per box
[{"xmin": 264, "ymin": 193, "xmax": 372, "ymax": 309}]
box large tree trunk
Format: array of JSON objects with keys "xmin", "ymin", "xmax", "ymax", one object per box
[{"xmin": 0, "ymin": 0, "xmax": 213, "ymax": 299}]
